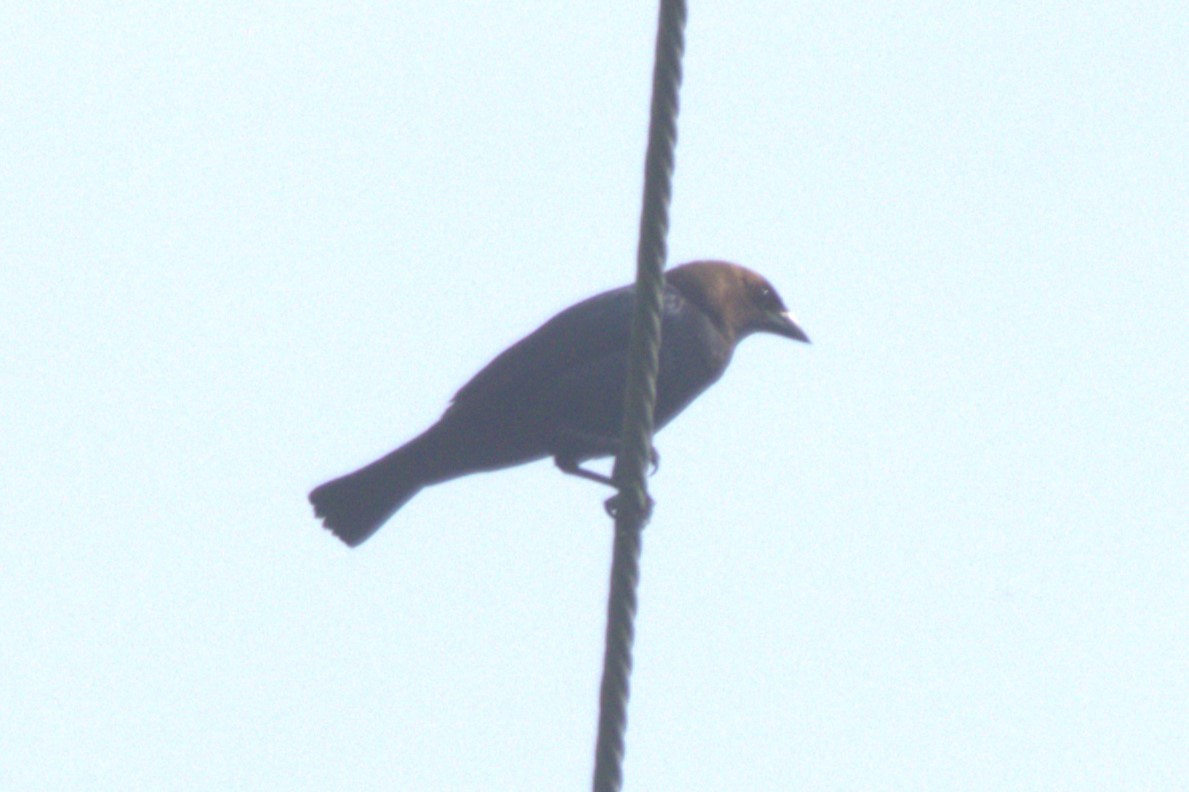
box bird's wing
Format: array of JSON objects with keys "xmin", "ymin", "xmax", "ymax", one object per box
[
  {"xmin": 446, "ymin": 284, "xmax": 636, "ymax": 415},
  {"xmin": 524, "ymin": 287, "xmax": 731, "ymax": 451}
]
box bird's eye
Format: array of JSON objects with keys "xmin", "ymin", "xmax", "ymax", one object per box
[{"xmin": 754, "ymin": 284, "xmax": 782, "ymax": 311}]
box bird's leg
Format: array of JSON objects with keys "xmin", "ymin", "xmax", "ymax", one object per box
[
  {"xmin": 554, "ymin": 454, "xmax": 616, "ymax": 487},
  {"xmin": 550, "ymin": 428, "xmax": 620, "ymax": 488},
  {"xmin": 553, "ymin": 443, "xmax": 661, "ymax": 487},
  {"xmin": 555, "ymin": 446, "xmax": 659, "ymax": 521}
]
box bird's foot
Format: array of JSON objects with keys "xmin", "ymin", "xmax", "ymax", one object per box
[
  {"xmin": 603, "ymin": 490, "xmax": 655, "ymax": 522},
  {"xmin": 555, "ymin": 449, "xmax": 657, "ymax": 523}
]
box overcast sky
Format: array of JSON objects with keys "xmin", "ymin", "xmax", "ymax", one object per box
[{"xmin": 3, "ymin": 3, "xmax": 1186, "ymax": 790}]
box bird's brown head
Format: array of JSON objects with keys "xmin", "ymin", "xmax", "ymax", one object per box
[{"xmin": 666, "ymin": 260, "xmax": 810, "ymax": 346}]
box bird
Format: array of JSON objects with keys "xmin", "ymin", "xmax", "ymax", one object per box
[{"xmin": 309, "ymin": 260, "xmax": 809, "ymax": 546}]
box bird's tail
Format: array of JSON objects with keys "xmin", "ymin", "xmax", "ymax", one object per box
[{"xmin": 309, "ymin": 440, "xmax": 427, "ymax": 547}]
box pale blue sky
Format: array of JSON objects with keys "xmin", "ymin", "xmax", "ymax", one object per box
[{"xmin": 2, "ymin": 3, "xmax": 1186, "ymax": 790}]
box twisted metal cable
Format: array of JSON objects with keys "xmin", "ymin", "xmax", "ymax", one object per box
[{"xmin": 592, "ymin": 1, "xmax": 687, "ymax": 790}]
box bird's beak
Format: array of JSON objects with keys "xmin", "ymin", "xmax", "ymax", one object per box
[{"xmin": 763, "ymin": 310, "xmax": 811, "ymax": 343}]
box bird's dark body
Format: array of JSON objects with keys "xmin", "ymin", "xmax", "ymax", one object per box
[
  {"xmin": 446, "ymin": 284, "xmax": 731, "ymax": 466},
  {"xmin": 310, "ymin": 261, "xmax": 808, "ymax": 546}
]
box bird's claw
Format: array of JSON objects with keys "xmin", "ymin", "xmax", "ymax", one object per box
[{"xmin": 603, "ymin": 491, "xmax": 655, "ymax": 522}]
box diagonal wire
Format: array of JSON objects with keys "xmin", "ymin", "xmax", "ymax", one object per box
[{"xmin": 592, "ymin": 1, "xmax": 688, "ymax": 790}]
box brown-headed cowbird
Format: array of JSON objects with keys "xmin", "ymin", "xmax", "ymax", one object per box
[{"xmin": 310, "ymin": 260, "xmax": 808, "ymax": 546}]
